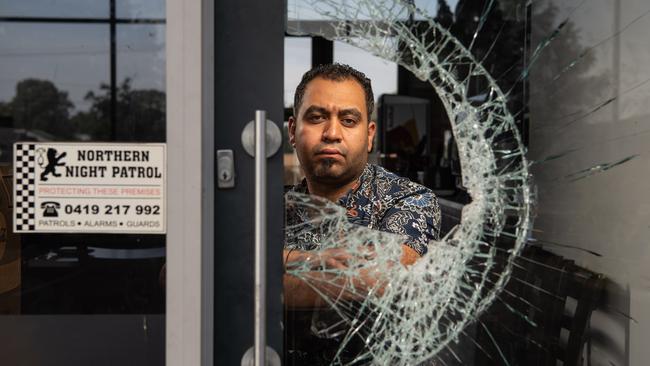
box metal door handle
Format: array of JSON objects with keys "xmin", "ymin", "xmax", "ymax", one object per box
[
  {"xmin": 254, "ymin": 110, "xmax": 267, "ymax": 366},
  {"xmin": 241, "ymin": 110, "xmax": 281, "ymax": 366}
]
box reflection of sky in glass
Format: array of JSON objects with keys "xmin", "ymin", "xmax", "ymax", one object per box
[
  {"xmin": 0, "ymin": 0, "xmax": 108, "ymax": 18},
  {"xmin": 288, "ymin": 0, "xmax": 408, "ymax": 20},
  {"xmin": 284, "ymin": 37, "xmax": 312, "ymax": 108},
  {"xmin": 414, "ymin": 0, "xmax": 459, "ymax": 20},
  {"xmin": 334, "ymin": 40, "xmax": 397, "ymax": 112},
  {"xmin": 117, "ymin": 24, "xmax": 166, "ymax": 91},
  {"xmin": 288, "ymin": 0, "xmax": 460, "ymax": 21},
  {"xmin": 117, "ymin": 0, "xmax": 165, "ymax": 19},
  {"xmin": 0, "ymin": 0, "xmax": 165, "ymax": 20},
  {"xmin": 0, "ymin": 23, "xmax": 109, "ymax": 112},
  {"xmin": 284, "ymin": 37, "xmax": 398, "ymax": 112},
  {"xmin": 288, "ymin": 0, "xmax": 346, "ymax": 20}
]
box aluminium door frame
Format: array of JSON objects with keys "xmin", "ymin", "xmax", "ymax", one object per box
[{"xmin": 166, "ymin": 0, "xmax": 214, "ymax": 365}]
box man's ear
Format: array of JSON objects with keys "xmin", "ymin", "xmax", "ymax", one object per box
[
  {"xmin": 288, "ymin": 116, "xmax": 297, "ymax": 147},
  {"xmin": 367, "ymin": 121, "xmax": 377, "ymax": 152}
]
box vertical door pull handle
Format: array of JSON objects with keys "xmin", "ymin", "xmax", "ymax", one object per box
[{"xmin": 240, "ymin": 110, "xmax": 281, "ymax": 366}]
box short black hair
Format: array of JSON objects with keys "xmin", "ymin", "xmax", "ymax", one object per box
[{"xmin": 293, "ymin": 63, "xmax": 374, "ymax": 120}]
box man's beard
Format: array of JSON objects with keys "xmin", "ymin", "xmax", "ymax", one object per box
[
  {"xmin": 310, "ymin": 158, "xmax": 361, "ymax": 187},
  {"xmin": 313, "ymin": 158, "xmax": 341, "ymax": 179}
]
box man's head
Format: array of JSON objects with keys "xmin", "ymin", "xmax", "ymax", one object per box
[{"xmin": 289, "ymin": 64, "xmax": 376, "ymax": 188}]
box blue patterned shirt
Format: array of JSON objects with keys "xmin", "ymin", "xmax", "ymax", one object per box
[{"xmin": 285, "ymin": 164, "xmax": 440, "ymax": 256}]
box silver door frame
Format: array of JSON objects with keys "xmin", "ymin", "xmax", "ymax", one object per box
[{"xmin": 166, "ymin": 0, "xmax": 214, "ymax": 365}]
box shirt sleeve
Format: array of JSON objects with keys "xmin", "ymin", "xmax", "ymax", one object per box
[{"xmin": 378, "ymin": 188, "xmax": 441, "ymax": 256}]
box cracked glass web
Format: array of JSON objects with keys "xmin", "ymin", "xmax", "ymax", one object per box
[
  {"xmin": 284, "ymin": 0, "xmax": 649, "ymax": 365},
  {"xmin": 285, "ymin": 1, "xmax": 532, "ymax": 364}
]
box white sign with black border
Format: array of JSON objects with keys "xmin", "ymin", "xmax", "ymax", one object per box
[{"xmin": 13, "ymin": 142, "xmax": 166, "ymax": 234}]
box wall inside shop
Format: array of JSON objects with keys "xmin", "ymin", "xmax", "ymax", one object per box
[{"xmin": 529, "ymin": 1, "xmax": 650, "ymax": 365}]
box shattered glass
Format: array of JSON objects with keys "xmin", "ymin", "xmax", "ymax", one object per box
[
  {"xmin": 285, "ymin": 0, "xmax": 648, "ymax": 365},
  {"xmin": 286, "ymin": 0, "xmax": 530, "ymax": 364}
]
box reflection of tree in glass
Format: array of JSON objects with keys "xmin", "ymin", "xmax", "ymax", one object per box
[
  {"xmin": 79, "ymin": 78, "xmax": 166, "ymax": 142},
  {"xmin": 530, "ymin": 2, "xmax": 610, "ymax": 127},
  {"xmin": 0, "ymin": 78, "xmax": 165, "ymax": 142},
  {"xmin": 425, "ymin": 0, "xmax": 607, "ymax": 130},
  {"xmin": 449, "ymin": 0, "xmax": 526, "ymax": 120},
  {"xmin": 7, "ymin": 79, "xmax": 74, "ymax": 138}
]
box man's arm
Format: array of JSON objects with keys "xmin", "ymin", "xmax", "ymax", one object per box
[{"xmin": 283, "ymin": 245, "xmax": 420, "ymax": 309}]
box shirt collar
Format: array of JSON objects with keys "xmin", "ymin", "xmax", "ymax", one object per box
[{"xmin": 338, "ymin": 163, "xmax": 372, "ymax": 205}]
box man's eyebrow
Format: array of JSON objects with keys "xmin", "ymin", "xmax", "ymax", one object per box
[
  {"xmin": 302, "ymin": 105, "xmax": 329, "ymax": 116},
  {"xmin": 338, "ymin": 108, "xmax": 362, "ymax": 120}
]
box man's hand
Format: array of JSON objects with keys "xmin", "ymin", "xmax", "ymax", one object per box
[
  {"xmin": 284, "ymin": 247, "xmax": 377, "ymax": 271},
  {"xmin": 284, "ymin": 248, "xmax": 348, "ymax": 271}
]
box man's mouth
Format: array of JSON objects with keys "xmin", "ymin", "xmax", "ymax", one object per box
[{"xmin": 316, "ymin": 148, "xmax": 344, "ymax": 157}]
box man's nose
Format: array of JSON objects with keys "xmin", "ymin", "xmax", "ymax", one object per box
[{"xmin": 322, "ymin": 119, "xmax": 343, "ymax": 142}]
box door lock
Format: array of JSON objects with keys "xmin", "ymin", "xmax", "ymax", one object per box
[{"xmin": 217, "ymin": 149, "xmax": 235, "ymax": 189}]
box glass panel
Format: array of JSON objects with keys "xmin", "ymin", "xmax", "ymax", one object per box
[
  {"xmin": 116, "ymin": 0, "xmax": 165, "ymax": 20},
  {"xmin": 287, "ymin": 0, "xmax": 342, "ymax": 21},
  {"xmin": 282, "ymin": 0, "xmax": 646, "ymax": 365},
  {"xmin": 284, "ymin": 37, "xmax": 312, "ymax": 109},
  {"xmin": 0, "ymin": 0, "xmax": 108, "ymax": 18},
  {"xmin": 116, "ymin": 24, "xmax": 166, "ymax": 141},
  {"xmin": 0, "ymin": 2, "xmax": 166, "ymax": 364},
  {"xmin": 0, "ymin": 23, "xmax": 109, "ymax": 142},
  {"xmin": 284, "ymin": 37, "xmax": 311, "ymax": 187},
  {"xmin": 288, "ymin": 0, "xmax": 409, "ymax": 21},
  {"xmin": 333, "ymin": 40, "xmax": 397, "ymax": 111}
]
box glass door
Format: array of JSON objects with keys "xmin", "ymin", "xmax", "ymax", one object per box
[{"xmin": 0, "ymin": 0, "xmax": 166, "ymax": 364}]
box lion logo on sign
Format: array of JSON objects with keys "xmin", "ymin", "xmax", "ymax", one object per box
[{"xmin": 40, "ymin": 148, "xmax": 67, "ymax": 182}]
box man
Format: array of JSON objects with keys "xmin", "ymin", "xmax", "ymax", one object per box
[{"xmin": 284, "ymin": 63, "xmax": 441, "ymax": 308}]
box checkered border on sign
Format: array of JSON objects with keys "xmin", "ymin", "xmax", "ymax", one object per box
[{"xmin": 14, "ymin": 143, "xmax": 36, "ymax": 231}]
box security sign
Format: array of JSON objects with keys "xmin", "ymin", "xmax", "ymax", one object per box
[{"xmin": 13, "ymin": 143, "xmax": 166, "ymax": 234}]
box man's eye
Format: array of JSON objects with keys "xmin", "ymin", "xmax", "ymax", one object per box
[
  {"xmin": 341, "ymin": 118, "xmax": 358, "ymax": 126},
  {"xmin": 308, "ymin": 115, "xmax": 325, "ymax": 122}
]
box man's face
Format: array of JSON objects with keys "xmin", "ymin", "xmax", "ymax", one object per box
[{"xmin": 289, "ymin": 77, "xmax": 376, "ymax": 185}]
